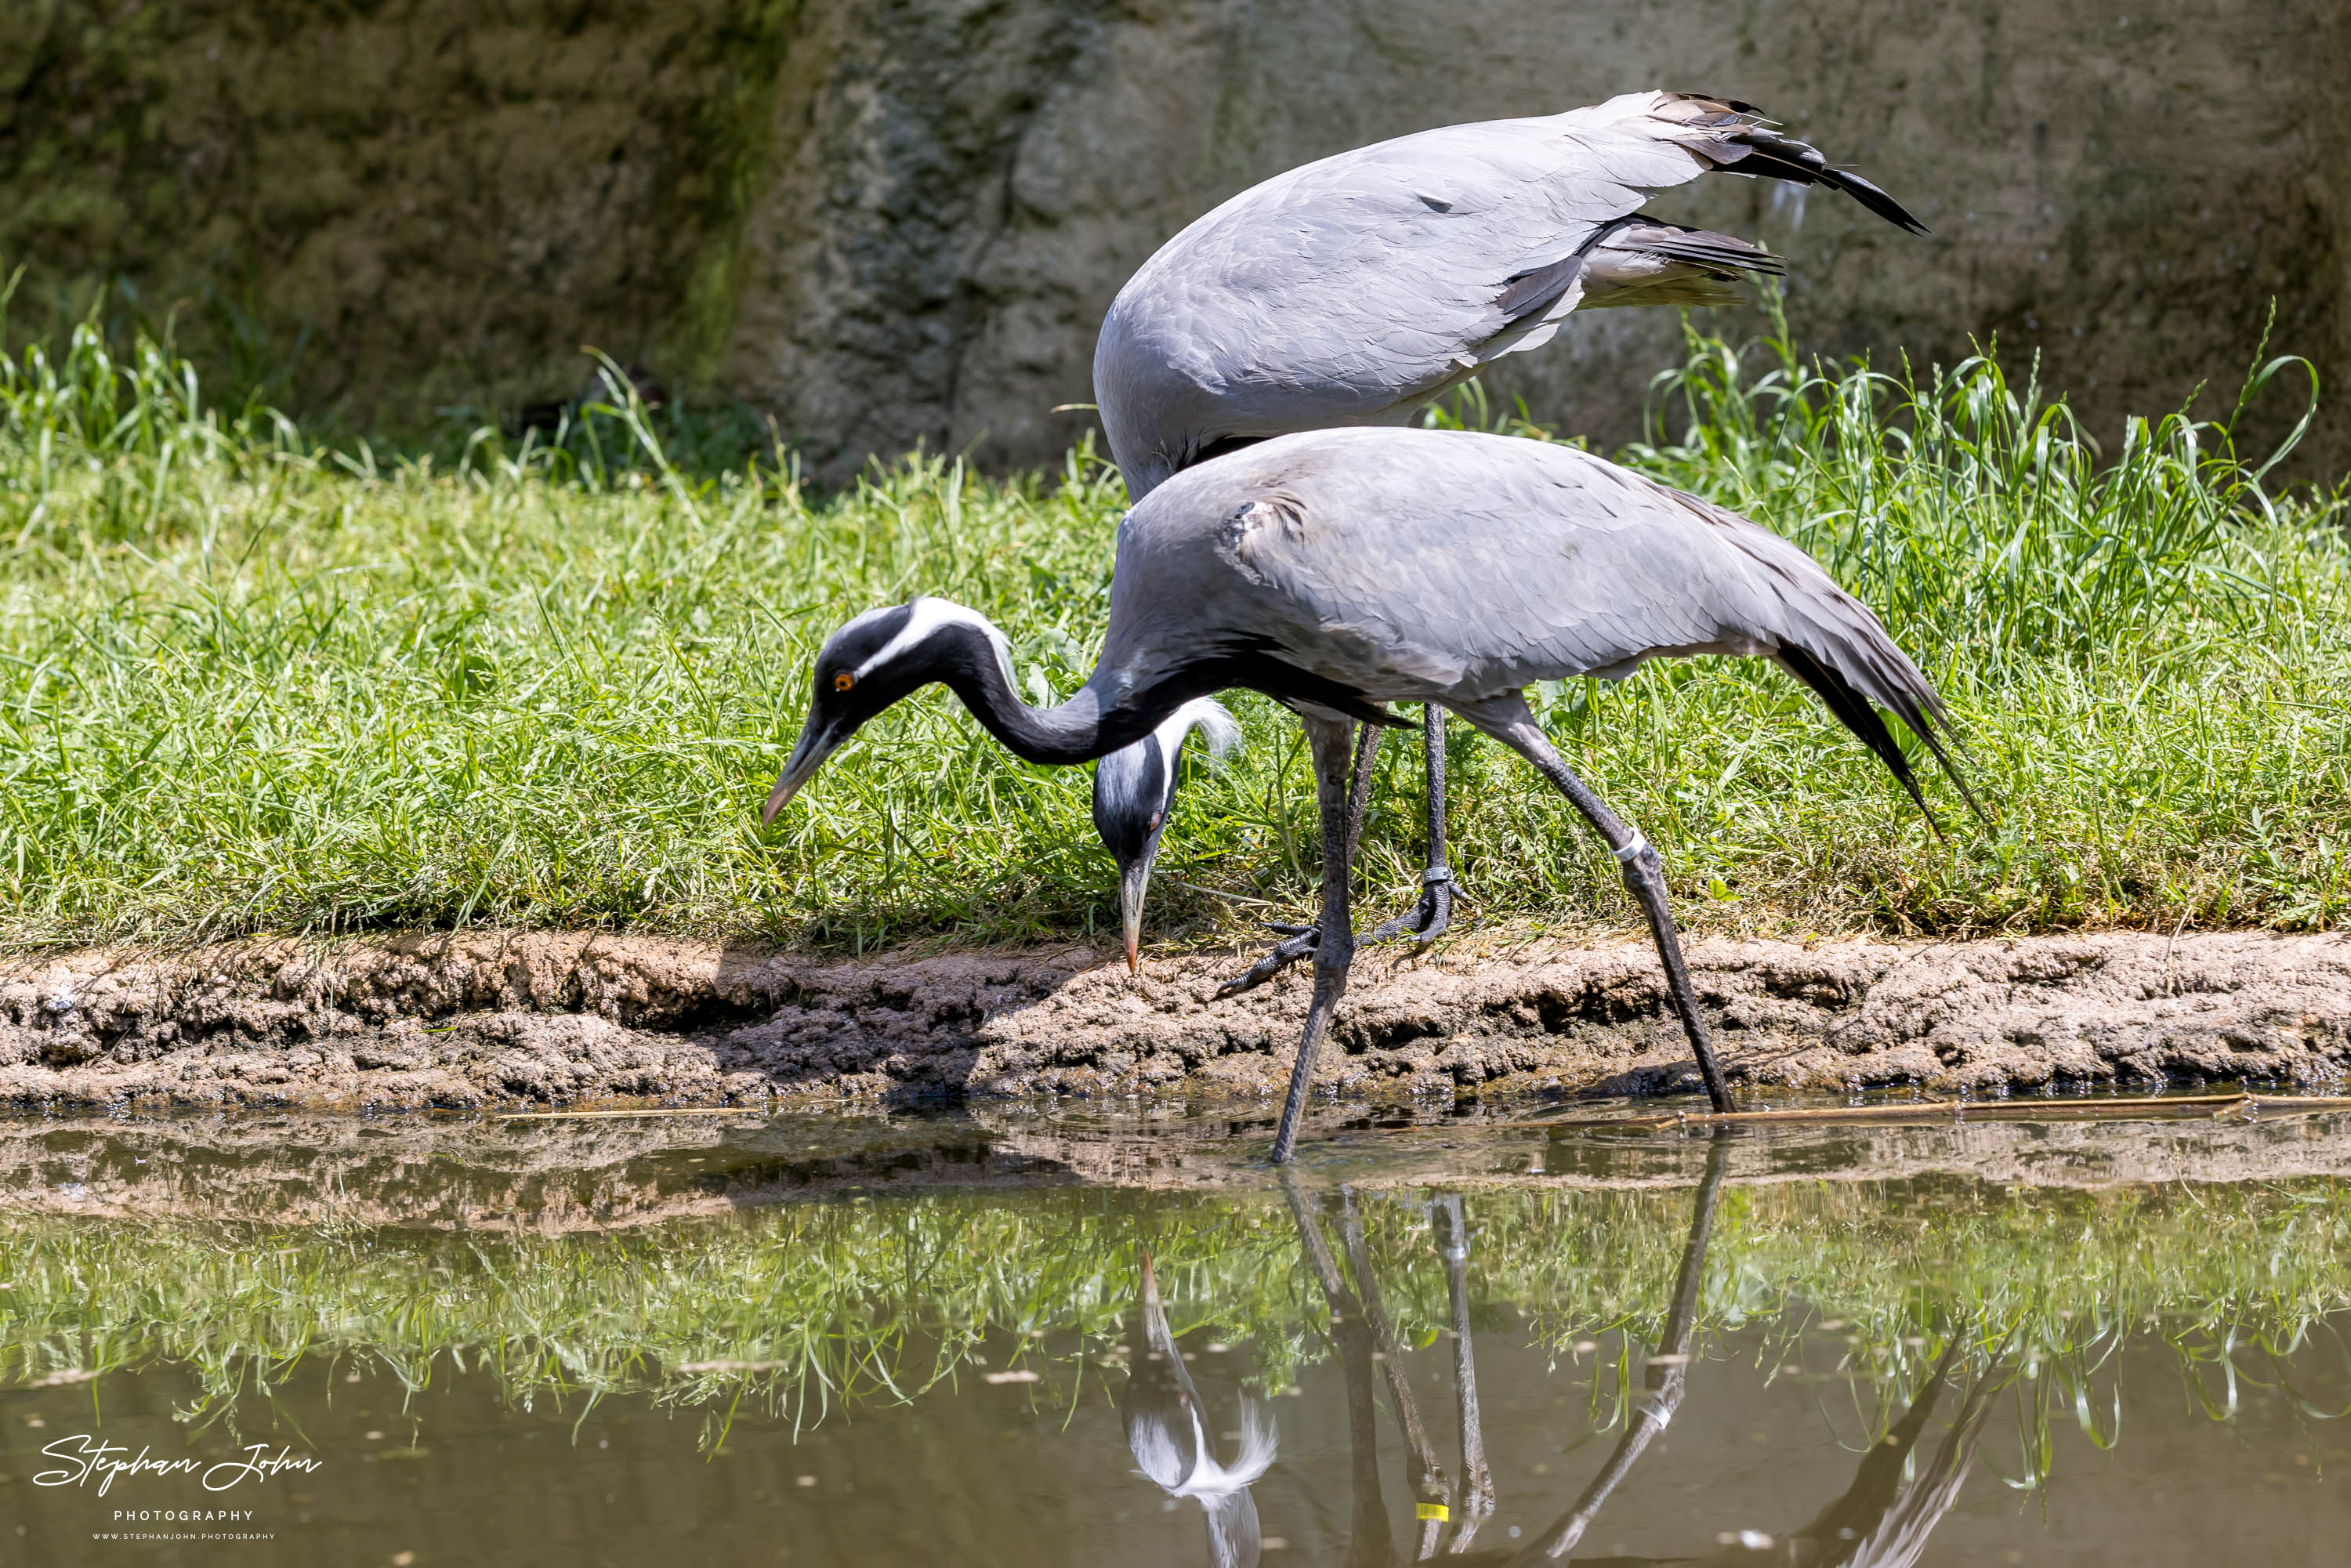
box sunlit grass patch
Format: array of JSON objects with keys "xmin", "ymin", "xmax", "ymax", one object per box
[{"xmin": 1, "ymin": 284, "xmax": 2346, "ymax": 951}]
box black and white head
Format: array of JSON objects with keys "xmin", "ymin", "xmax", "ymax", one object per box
[
  {"xmin": 1092, "ymin": 699, "xmax": 1241, "ymax": 970},
  {"xmin": 762, "ymin": 597, "xmax": 1016, "ymax": 822}
]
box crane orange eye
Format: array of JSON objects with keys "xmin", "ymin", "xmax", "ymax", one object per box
[{"xmin": 833, "ymin": 672, "xmax": 855, "ymax": 692}]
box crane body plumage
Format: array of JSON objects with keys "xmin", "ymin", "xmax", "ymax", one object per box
[
  {"xmin": 1096, "ymin": 90, "xmax": 1923, "ymax": 498},
  {"xmin": 1107, "ymin": 433, "xmax": 1936, "ymax": 737}
]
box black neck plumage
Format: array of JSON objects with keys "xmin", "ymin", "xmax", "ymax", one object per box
[{"xmin": 925, "ymin": 625, "xmax": 1400, "ymax": 768}]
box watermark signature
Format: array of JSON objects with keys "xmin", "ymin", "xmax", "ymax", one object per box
[{"xmin": 34, "ymin": 1435, "xmax": 322, "ymax": 1497}]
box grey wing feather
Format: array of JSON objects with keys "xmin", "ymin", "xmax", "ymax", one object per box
[
  {"xmin": 1097, "ymin": 92, "xmax": 1917, "ymax": 493},
  {"xmin": 1581, "ymin": 222, "xmax": 1785, "ymax": 310},
  {"xmin": 1123, "ymin": 428, "xmax": 1966, "ymax": 815}
]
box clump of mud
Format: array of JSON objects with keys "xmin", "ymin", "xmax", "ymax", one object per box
[{"xmin": 2, "ymin": 929, "xmax": 2347, "ymax": 1112}]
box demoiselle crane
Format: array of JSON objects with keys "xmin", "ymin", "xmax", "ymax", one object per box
[
  {"xmin": 761, "ymin": 427, "xmax": 1966, "ymax": 1161},
  {"xmin": 1089, "ymin": 90, "xmax": 1928, "ymax": 971}
]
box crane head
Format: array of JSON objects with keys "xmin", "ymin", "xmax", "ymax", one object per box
[
  {"xmin": 1090, "ymin": 701, "xmax": 1239, "ymax": 971},
  {"xmin": 762, "ymin": 598, "xmax": 1015, "ymax": 823},
  {"xmin": 1092, "ymin": 733, "xmax": 1174, "ymax": 972}
]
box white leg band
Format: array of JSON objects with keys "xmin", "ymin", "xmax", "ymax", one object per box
[{"xmin": 1613, "ymin": 832, "xmax": 1650, "ymax": 865}]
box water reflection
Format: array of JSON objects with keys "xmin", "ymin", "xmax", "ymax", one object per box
[
  {"xmin": 1126, "ymin": 1253, "xmax": 1277, "ymax": 1566},
  {"xmin": 1253, "ymin": 1141, "xmax": 1728, "ymax": 1565},
  {"xmin": 1243, "ymin": 1140, "xmax": 2011, "ymax": 1567},
  {"xmin": 1505, "ymin": 1134, "xmax": 1730, "ymax": 1563},
  {"xmin": 6, "ymin": 1115, "xmax": 2351, "ymax": 1565},
  {"xmin": 1759, "ymin": 1338, "xmax": 2004, "ymax": 1568}
]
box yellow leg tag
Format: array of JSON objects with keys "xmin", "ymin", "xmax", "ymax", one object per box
[{"xmin": 1416, "ymin": 1502, "xmax": 1450, "ymax": 1522}]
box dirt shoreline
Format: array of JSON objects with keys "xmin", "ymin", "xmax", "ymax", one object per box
[{"xmin": 5, "ymin": 927, "xmax": 2349, "ymax": 1112}]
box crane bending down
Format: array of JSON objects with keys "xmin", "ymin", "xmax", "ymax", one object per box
[
  {"xmin": 1092, "ymin": 699, "xmax": 1241, "ymax": 971},
  {"xmin": 763, "ymin": 428, "xmax": 1967, "ymax": 1161},
  {"xmin": 1090, "ymin": 89, "xmax": 1928, "ymax": 970}
]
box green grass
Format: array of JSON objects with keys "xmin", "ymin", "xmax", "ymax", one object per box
[
  {"xmin": 2, "ymin": 290, "xmax": 2348, "ymax": 952},
  {"xmin": 5, "ymin": 1173, "xmax": 2348, "ymax": 1473}
]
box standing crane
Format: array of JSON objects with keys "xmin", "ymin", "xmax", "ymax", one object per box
[
  {"xmin": 762, "ymin": 427, "xmax": 1966, "ymax": 1161},
  {"xmin": 1088, "ymin": 90, "xmax": 1927, "ymax": 973}
]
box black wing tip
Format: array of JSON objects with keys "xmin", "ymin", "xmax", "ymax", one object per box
[
  {"xmin": 1722, "ymin": 129, "xmax": 1930, "ymax": 237},
  {"xmin": 1819, "ymin": 166, "xmax": 1932, "ymax": 236},
  {"xmin": 1777, "ymin": 644, "xmax": 1980, "ymax": 830}
]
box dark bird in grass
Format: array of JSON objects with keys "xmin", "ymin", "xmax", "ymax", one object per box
[
  {"xmin": 1092, "ymin": 699, "xmax": 1241, "ymax": 971},
  {"xmin": 762, "ymin": 426, "xmax": 1969, "ymax": 1162},
  {"xmin": 1088, "ymin": 90, "xmax": 1928, "ymax": 972}
]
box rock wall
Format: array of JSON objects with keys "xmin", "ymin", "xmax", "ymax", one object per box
[{"xmin": 5, "ymin": 0, "xmax": 2344, "ymax": 477}]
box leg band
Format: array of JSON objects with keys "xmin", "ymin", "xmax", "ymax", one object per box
[{"xmin": 1613, "ymin": 831, "xmax": 1650, "ymax": 865}]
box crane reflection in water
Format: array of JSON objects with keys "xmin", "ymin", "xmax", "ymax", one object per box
[
  {"xmin": 1123, "ymin": 1137, "xmax": 2010, "ymax": 1566},
  {"xmin": 1124, "ymin": 1251, "xmax": 1280, "ymax": 1567}
]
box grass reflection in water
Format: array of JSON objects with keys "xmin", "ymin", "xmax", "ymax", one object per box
[{"xmin": 5, "ymin": 1162, "xmax": 2347, "ymax": 1489}]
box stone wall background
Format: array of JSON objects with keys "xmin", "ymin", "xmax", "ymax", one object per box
[{"xmin": 4, "ymin": 0, "xmax": 2342, "ymax": 480}]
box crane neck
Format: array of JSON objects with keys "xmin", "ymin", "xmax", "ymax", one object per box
[{"xmin": 936, "ymin": 632, "xmax": 1124, "ymax": 766}]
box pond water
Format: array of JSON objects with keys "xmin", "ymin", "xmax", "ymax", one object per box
[{"xmin": 4, "ymin": 1106, "xmax": 2351, "ymax": 1565}]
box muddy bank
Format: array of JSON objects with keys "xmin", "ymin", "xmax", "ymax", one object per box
[{"xmin": 3, "ymin": 928, "xmax": 2348, "ymax": 1113}]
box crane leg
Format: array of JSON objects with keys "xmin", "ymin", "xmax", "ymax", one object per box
[
  {"xmin": 1220, "ymin": 704, "xmax": 1449, "ymax": 997},
  {"xmin": 1371, "ymin": 703, "xmax": 1454, "ymax": 944},
  {"xmin": 1492, "ymin": 716, "xmax": 1734, "ymax": 1114},
  {"xmin": 1269, "ymin": 716, "xmax": 1379, "ymax": 1165}
]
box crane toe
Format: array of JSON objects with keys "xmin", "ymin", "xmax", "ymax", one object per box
[
  {"xmin": 1213, "ymin": 925, "xmax": 1322, "ymax": 998},
  {"xmin": 1368, "ymin": 867, "xmax": 1454, "ymax": 945}
]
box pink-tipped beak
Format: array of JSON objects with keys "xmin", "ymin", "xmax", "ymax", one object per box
[
  {"xmin": 761, "ymin": 774, "xmax": 802, "ymax": 824},
  {"xmin": 1118, "ymin": 860, "xmax": 1150, "ymax": 976}
]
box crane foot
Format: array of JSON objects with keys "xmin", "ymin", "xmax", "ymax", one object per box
[
  {"xmin": 1367, "ymin": 866, "xmax": 1453, "ymax": 945},
  {"xmin": 1214, "ymin": 923, "xmax": 1321, "ymax": 997}
]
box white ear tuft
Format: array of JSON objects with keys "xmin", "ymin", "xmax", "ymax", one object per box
[
  {"xmin": 1164, "ymin": 698, "xmax": 1242, "ymax": 766},
  {"xmin": 855, "ymin": 596, "xmax": 1016, "ymax": 690},
  {"xmin": 1224, "ymin": 1397, "xmax": 1277, "ymax": 1484}
]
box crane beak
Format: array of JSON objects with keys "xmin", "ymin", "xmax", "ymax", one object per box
[
  {"xmin": 1118, "ymin": 853, "xmax": 1154, "ymax": 973},
  {"xmin": 761, "ymin": 719, "xmax": 847, "ymax": 824}
]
